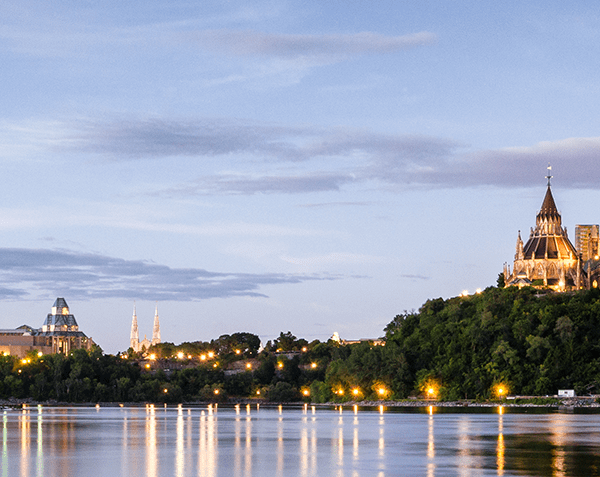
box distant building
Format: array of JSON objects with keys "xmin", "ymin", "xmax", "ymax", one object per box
[
  {"xmin": 504, "ymin": 170, "xmax": 581, "ymax": 290},
  {"xmin": 558, "ymin": 389, "xmax": 576, "ymax": 398},
  {"xmin": 129, "ymin": 303, "xmax": 161, "ymax": 353},
  {"xmin": 329, "ymin": 332, "xmax": 384, "ymax": 346},
  {"xmin": 0, "ymin": 298, "xmax": 94, "ymax": 358},
  {"xmin": 575, "ymin": 225, "xmax": 599, "ymax": 262}
]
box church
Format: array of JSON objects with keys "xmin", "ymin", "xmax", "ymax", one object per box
[
  {"xmin": 129, "ymin": 303, "xmax": 161, "ymax": 353},
  {"xmin": 504, "ymin": 169, "xmax": 600, "ymax": 290}
]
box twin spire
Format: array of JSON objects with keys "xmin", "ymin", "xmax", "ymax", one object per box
[{"xmin": 129, "ymin": 302, "xmax": 161, "ymax": 352}]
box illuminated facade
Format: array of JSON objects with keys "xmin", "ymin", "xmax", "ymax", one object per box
[
  {"xmin": 504, "ymin": 177, "xmax": 581, "ymax": 290},
  {"xmin": 575, "ymin": 225, "xmax": 599, "ymax": 262},
  {"xmin": 0, "ymin": 298, "xmax": 94, "ymax": 358},
  {"xmin": 130, "ymin": 303, "xmax": 161, "ymax": 353}
]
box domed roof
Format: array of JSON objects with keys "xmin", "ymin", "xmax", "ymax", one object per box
[{"xmin": 522, "ymin": 185, "xmax": 577, "ymax": 260}]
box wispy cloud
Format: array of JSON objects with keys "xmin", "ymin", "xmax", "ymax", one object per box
[
  {"xmin": 10, "ymin": 116, "xmax": 600, "ymax": 193},
  {"xmin": 0, "ymin": 248, "xmax": 338, "ymax": 301},
  {"xmin": 164, "ymin": 172, "xmax": 356, "ymax": 195},
  {"xmin": 187, "ymin": 30, "xmax": 436, "ymax": 61},
  {"xmin": 58, "ymin": 118, "xmax": 316, "ymax": 160}
]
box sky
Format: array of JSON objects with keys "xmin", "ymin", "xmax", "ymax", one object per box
[{"xmin": 2, "ymin": 1, "xmax": 600, "ymax": 354}]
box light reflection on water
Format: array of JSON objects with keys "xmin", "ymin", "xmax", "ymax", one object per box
[{"xmin": 3, "ymin": 404, "xmax": 600, "ymax": 476}]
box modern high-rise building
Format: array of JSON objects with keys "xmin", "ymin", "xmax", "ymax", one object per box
[{"xmin": 575, "ymin": 224, "xmax": 599, "ymax": 262}]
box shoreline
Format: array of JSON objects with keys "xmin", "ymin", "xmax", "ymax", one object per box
[{"xmin": 3, "ymin": 397, "xmax": 600, "ymax": 409}]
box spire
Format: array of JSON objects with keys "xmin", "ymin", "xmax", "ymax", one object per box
[
  {"xmin": 130, "ymin": 301, "xmax": 139, "ymax": 351},
  {"xmin": 546, "ymin": 163, "xmax": 553, "ymax": 187},
  {"xmin": 538, "ymin": 185, "xmax": 559, "ymax": 219},
  {"xmin": 151, "ymin": 302, "xmax": 161, "ymax": 346},
  {"xmin": 515, "ymin": 230, "xmax": 524, "ymax": 260}
]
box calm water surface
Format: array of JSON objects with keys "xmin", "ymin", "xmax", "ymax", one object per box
[{"xmin": 2, "ymin": 404, "xmax": 600, "ymax": 476}]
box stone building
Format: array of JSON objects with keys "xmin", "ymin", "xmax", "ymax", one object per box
[
  {"xmin": 0, "ymin": 298, "xmax": 94, "ymax": 358},
  {"xmin": 504, "ymin": 175, "xmax": 581, "ymax": 290},
  {"xmin": 129, "ymin": 303, "xmax": 161, "ymax": 353}
]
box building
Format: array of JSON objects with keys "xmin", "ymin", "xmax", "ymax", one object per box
[
  {"xmin": 504, "ymin": 172, "xmax": 581, "ymax": 290},
  {"xmin": 129, "ymin": 303, "xmax": 161, "ymax": 353},
  {"xmin": 0, "ymin": 298, "xmax": 94, "ymax": 358},
  {"xmin": 575, "ymin": 225, "xmax": 599, "ymax": 262}
]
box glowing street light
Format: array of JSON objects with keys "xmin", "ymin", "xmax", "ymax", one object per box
[
  {"xmin": 494, "ymin": 383, "xmax": 509, "ymax": 399},
  {"xmin": 177, "ymin": 352, "xmax": 184, "ymax": 359},
  {"xmin": 302, "ymin": 389, "xmax": 310, "ymax": 397},
  {"xmin": 246, "ymin": 362, "xmax": 252, "ymax": 369},
  {"xmin": 311, "ymin": 362, "xmax": 317, "ymax": 369},
  {"xmin": 352, "ymin": 388, "xmax": 360, "ymax": 396},
  {"xmin": 213, "ymin": 389, "xmax": 220, "ymax": 395}
]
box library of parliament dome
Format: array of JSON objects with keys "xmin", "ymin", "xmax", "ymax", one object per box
[{"xmin": 504, "ymin": 168, "xmax": 600, "ymax": 290}]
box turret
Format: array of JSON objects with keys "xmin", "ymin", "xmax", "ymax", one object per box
[{"xmin": 515, "ymin": 231, "xmax": 524, "ymax": 260}]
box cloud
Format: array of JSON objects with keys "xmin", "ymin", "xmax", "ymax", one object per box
[
  {"xmin": 12, "ymin": 116, "xmax": 600, "ymax": 193},
  {"xmin": 399, "ymin": 274, "xmax": 430, "ymax": 281},
  {"xmin": 58, "ymin": 117, "xmax": 317, "ymax": 160},
  {"xmin": 56, "ymin": 115, "xmax": 459, "ymax": 164},
  {"xmin": 0, "ymin": 248, "xmax": 338, "ymax": 301},
  {"xmin": 187, "ymin": 30, "xmax": 436, "ymax": 60},
  {"xmin": 164, "ymin": 172, "xmax": 356, "ymax": 195},
  {"xmin": 387, "ymin": 137, "xmax": 600, "ymax": 189}
]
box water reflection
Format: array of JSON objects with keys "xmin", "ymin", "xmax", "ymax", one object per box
[
  {"xmin": 2, "ymin": 412, "xmax": 7, "ymax": 477},
  {"xmin": 3, "ymin": 405, "xmax": 600, "ymax": 476},
  {"xmin": 549, "ymin": 413, "xmax": 568, "ymax": 477},
  {"xmin": 176, "ymin": 404, "xmax": 184, "ymax": 477},
  {"xmin": 427, "ymin": 406, "xmax": 435, "ymax": 477},
  {"xmin": 36, "ymin": 406, "xmax": 43, "ymax": 477},
  {"xmin": 497, "ymin": 406, "xmax": 505, "ymax": 476},
  {"xmin": 146, "ymin": 403, "xmax": 157, "ymax": 477}
]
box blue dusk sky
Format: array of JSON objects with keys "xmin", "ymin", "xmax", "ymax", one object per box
[{"xmin": 1, "ymin": 1, "xmax": 600, "ymax": 353}]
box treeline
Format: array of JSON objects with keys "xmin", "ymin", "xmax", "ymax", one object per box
[
  {"xmin": 3, "ymin": 286, "xmax": 600, "ymax": 402},
  {"xmin": 384, "ymin": 285, "xmax": 600, "ymax": 399}
]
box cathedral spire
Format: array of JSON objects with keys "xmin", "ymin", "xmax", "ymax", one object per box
[
  {"xmin": 130, "ymin": 301, "xmax": 139, "ymax": 351},
  {"xmin": 151, "ymin": 302, "xmax": 161, "ymax": 346}
]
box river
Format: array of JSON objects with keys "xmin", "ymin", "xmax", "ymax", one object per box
[{"xmin": 2, "ymin": 403, "xmax": 600, "ymax": 476}]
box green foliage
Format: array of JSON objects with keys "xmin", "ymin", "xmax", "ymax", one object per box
[
  {"xmin": 6, "ymin": 287, "xmax": 600, "ymax": 404},
  {"xmin": 267, "ymin": 382, "xmax": 298, "ymax": 402},
  {"xmin": 384, "ymin": 287, "xmax": 600, "ymax": 399}
]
